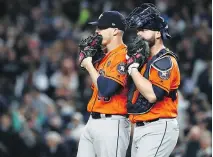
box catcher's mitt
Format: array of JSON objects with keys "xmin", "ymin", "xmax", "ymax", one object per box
[
  {"xmin": 126, "ymin": 36, "xmax": 150, "ymax": 69},
  {"xmin": 78, "ymin": 33, "xmax": 104, "ymax": 67}
]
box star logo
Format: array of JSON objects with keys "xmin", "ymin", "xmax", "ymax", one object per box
[
  {"xmin": 119, "ymin": 65, "xmax": 125, "ymax": 72},
  {"xmin": 158, "ymin": 71, "xmax": 170, "ymax": 80},
  {"xmin": 161, "ymin": 71, "xmax": 167, "ymax": 77},
  {"xmin": 117, "ymin": 62, "xmax": 126, "ymax": 74}
]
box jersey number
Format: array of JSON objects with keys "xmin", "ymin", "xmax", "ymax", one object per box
[{"xmin": 98, "ymin": 96, "xmax": 111, "ymax": 102}]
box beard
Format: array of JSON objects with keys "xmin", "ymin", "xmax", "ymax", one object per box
[
  {"xmin": 146, "ymin": 37, "xmax": 155, "ymax": 48},
  {"xmin": 139, "ymin": 35, "xmax": 155, "ymax": 48}
]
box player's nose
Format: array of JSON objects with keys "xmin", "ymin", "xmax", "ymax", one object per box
[
  {"xmin": 137, "ymin": 31, "xmax": 141, "ymax": 36},
  {"xmin": 95, "ymin": 29, "xmax": 100, "ymax": 34},
  {"xmin": 137, "ymin": 32, "xmax": 144, "ymax": 39}
]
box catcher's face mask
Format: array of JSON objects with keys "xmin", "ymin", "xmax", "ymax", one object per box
[{"xmin": 126, "ymin": 3, "xmax": 171, "ymax": 40}]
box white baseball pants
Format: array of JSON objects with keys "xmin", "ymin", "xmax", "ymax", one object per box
[
  {"xmin": 131, "ymin": 118, "xmax": 179, "ymax": 157},
  {"xmin": 77, "ymin": 115, "xmax": 131, "ymax": 157}
]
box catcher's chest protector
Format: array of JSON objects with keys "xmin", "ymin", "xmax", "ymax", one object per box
[{"xmin": 127, "ymin": 48, "xmax": 178, "ymax": 115}]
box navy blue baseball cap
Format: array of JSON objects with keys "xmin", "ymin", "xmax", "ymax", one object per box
[{"xmin": 88, "ymin": 11, "xmax": 126, "ymax": 31}]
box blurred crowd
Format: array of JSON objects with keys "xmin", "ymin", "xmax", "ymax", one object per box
[{"xmin": 0, "ymin": 0, "xmax": 211, "ymax": 157}]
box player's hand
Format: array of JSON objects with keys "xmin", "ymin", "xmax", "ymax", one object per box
[
  {"xmin": 78, "ymin": 33, "xmax": 104, "ymax": 68},
  {"xmin": 126, "ymin": 54, "xmax": 141, "ymax": 75},
  {"xmin": 81, "ymin": 57, "xmax": 92, "ymax": 69},
  {"xmin": 126, "ymin": 36, "xmax": 150, "ymax": 73},
  {"xmin": 79, "ymin": 47, "xmax": 97, "ymax": 66}
]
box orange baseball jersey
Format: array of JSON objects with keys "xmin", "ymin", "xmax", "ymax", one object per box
[
  {"xmin": 129, "ymin": 49, "xmax": 180, "ymax": 123},
  {"xmin": 87, "ymin": 44, "xmax": 128, "ymax": 114}
]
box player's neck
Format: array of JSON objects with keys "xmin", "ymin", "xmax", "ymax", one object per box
[
  {"xmin": 150, "ymin": 41, "xmax": 165, "ymax": 57},
  {"xmin": 106, "ymin": 37, "xmax": 124, "ymax": 53}
]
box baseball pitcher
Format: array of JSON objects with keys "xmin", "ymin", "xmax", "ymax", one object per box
[{"xmin": 77, "ymin": 11, "xmax": 131, "ymax": 157}]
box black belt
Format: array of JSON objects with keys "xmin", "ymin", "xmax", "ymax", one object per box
[
  {"xmin": 136, "ymin": 118, "xmax": 159, "ymax": 127},
  {"xmin": 91, "ymin": 112, "xmax": 128, "ymax": 119}
]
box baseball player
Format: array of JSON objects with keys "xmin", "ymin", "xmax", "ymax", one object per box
[
  {"xmin": 125, "ymin": 3, "xmax": 180, "ymax": 157},
  {"xmin": 77, "ymin": 11, "xmax": 131, "ymax": 157}
]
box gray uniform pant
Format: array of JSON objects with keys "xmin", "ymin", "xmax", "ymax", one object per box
[
  {"xmin": 77, "ymin": 115, "xmax": 131, "ymax": 157},
  {"xmin": 131, "ymin": 118, "xmax": 179, "ymax": 157}
]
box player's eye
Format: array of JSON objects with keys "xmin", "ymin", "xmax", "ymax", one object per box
[{"xmin": 97, "ymin": 26, "xmax": 108, "ymax": 30}]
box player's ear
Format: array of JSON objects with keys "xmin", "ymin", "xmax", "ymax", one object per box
[
  {"xmin": 155, "ymin": 31, "xmax": 161, "ymax": 39},
  {"xmin": 112, "ymin": 28, "xmax": 119, "ymax": 36}
]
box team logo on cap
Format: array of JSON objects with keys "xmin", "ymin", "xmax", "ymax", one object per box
[{"xmin": 99, "ymin": 14, "xmax": 103, "ymax": 19}]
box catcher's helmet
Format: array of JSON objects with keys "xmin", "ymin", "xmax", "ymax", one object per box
[{"xmin": 126, "ymin": 3, "xmax": 171, "ymax": 40}]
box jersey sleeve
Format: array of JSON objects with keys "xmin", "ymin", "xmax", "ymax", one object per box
[
  {"xmin": 149, "ymin": 56, "xmax": 173, "ymax": 93},
  {"xmin": 104, "ymin": 54, "xmax": 127, "ymax": 87}
]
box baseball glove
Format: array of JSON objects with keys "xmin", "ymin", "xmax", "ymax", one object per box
[
  {"xmin": 126, "ymin": 36, "xmax": 150, "ymax": 113},
  {"xmin": 78, "ymin": 33, "xmax": 104, "ymax": 67},
  {"xmin": 126, "ymin": 36, "xmax": 150, "ymax": 69}
]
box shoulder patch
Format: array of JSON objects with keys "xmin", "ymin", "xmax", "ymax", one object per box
[
  {"xmin": 117, "ymin": 62, "xmax": 126, "ymax": 75},
  {"xmin": 152, "ymin": 56, "xmax": 172, "ymax": 71}
]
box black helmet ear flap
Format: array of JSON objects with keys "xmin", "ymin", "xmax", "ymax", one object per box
[
  {"xmin": 155, "ymin": 16, "xmax": 171, "ymax": 40},
  {"xmin": 160, "ymin": 26, "xmax": 172, "ymax": 40}
]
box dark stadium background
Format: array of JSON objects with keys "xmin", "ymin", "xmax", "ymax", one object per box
[{"xmin": 0, "ymin": 0, "xmax": 211, "ymax": 157}]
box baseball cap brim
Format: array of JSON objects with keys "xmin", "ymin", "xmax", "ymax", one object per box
[
  {"xmin": 88, "ymin": 21, "xmax": 99, "ymax": 25},
  {"xmin": 88, "ymin": 21, "xmax": 110, "ymax": 30}
]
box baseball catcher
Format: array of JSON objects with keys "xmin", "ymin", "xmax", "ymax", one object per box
[{"xmin": 124, "ymin": 3, "xmax": 180, "ymax": 157}]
